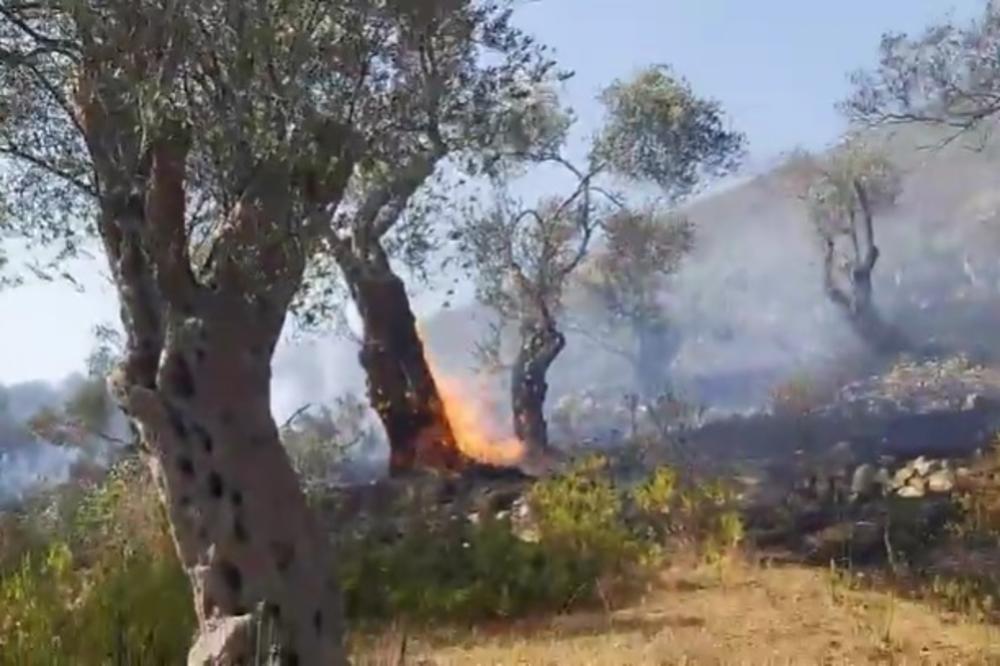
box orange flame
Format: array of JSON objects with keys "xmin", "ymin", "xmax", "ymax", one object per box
[{"xmin": 418, "ymin": 327, "xmax": 525, "ymax": 466}]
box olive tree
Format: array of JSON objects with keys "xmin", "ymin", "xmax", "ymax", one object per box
[
  {"xmin": 845, "ymin": 2, "xmax": 1000, "ymax": 142},
  {"xmin": 785, "ymin": 140, "xmax": 907, "ymax": 352},
  {"xmin": 576, "ymin": 208, "xmax": 694, "ymax": 398},
  {"xmin": 462, "ymin": 166, "xmax": 602, "ymax": 454},
  {"xmin": 462, "ymin": 65, "xmax": 744, "ymax": 455},
  {"xmin": 295, "ymin": 5, "xmax": 560, "ymax": 476},
  {"xmin": 0, "ymin": 1, "xmax": 554, "ymax": 662}
]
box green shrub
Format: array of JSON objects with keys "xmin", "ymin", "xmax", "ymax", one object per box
[
  {"xmin": 528, "ymin": 455, "xmax": 650, "ymax": 575},
  {"xmin": 0, "ymin": 457, "xmax": 194, "ymax": 666},
  {"xmin": 632, "ymin": 465, "xmax": 678, "ymax": 516},
  {"xmin": 341, "ymin": 515, "xmax": 588, "ymax": 622},
  {"xmin": 0, "ymin": 451, "xmax": 747, "ymax": 659},
  {"xmin": 629, "ymin": 465, "xmax": 744, "ymax": 562},
  {"xmin": 341, "ymin": 456, "xmax": 654, "ymax": 623}
]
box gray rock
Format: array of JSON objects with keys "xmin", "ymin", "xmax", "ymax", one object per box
[
  {"xmin": 806, "ymin": 520, "xmax": 883, "ymax": 563},
  {"xmin": 851, "ymin": 464, "xmax": 881, "ymax": 500},
  {"xmin": 926, "ymin": 469, "xmax": 956, "ymax": 494},
  {"xmin": 510, "ymin": 497, "xmax": 540, "ymax": 543},
  {"xmin": 912, "ymin": 456, "xmax": 933, "ymax": 477},
  {"xmin": 898, "ymin": 479, "xmax": 927, "ymax": 499},
  {"xmin": 892, "ymin": 465, "xmax": 916, "ymax": 489},
  {"xmin": 875, "ymin": 467, "xmax": 892, "ymax": 489}
]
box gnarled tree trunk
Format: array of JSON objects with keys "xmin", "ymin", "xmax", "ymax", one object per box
[
  {"xmin": 341, "ymin": 255, "xmax": 469, "ymax": 475},
  {"xmin": 113, "ymin": 304, "xmax": 345, "ymax": 665},
  {"xmin": 511, "ymin": 319, "xmax": 565, "ymax": 453},
  {"xmin": 821, "ymin": 179, "xmax": 909, "ymax": 356},
  {"xmin": 82, "ymin": 102, "xmax": 348, "ymax": 662},
  {"xmin": 823, "ymin": 240, "xmax": 906, "ymax": 355}
]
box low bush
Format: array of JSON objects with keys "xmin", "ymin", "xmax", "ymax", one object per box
[
  {"xmin": 0, "ymin": 453, "xmax": 745, "ymax": 662},
  {"xmin": 342, "ymin": 455, "xmax": 656, "ymax": 623},
  {"xmin": 629, "ymin": 463, "xmax": 744, "ymax": 561},
  {"xmin": 0, "ymin": 457, "xmax": 193, "ymax": 666}
]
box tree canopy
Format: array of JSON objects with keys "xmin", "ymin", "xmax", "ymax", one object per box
[{"xmin": 845, "ymin": 3, "xmax": 1000, "ymax": 141}]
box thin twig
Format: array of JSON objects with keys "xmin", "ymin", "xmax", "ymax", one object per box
[{"xmin": 281, "ymin": 403, "xmax": 313, "ymax": 430}]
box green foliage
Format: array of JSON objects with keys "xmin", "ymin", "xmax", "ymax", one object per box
[
  {"xmin": 802, "ymin": 139, "xmax": 901, "ymax": 239},
  {"xmin": 342, "ymin": 456, "xmax": 655, "ymax": 623},
  {"xmin": 528, "ymin": 455, "xmax": 652, "ymax": 576},
  {"xmin": 0, "ymin": 458, "xmax": 194, "ymax": 666},
  {"xmin": 281, "ymin": 395, "xmax": 380, "ymax": 496},
  {"xmin": 632, "ymin": 465, "xmax": 678, "ymax": 516},
  {"xmin": 592, "ymin": 65, "xmax": 745, "ymax": 199},
  {"xmin": 845, "ymin": 4, "xmax": 1000, "ymax": 136},
  {"xmin": 629, "ymin": 466, "xmax": 744, "ymax": 563},
  {"xmin": 341, "ymin": 516, "xmax": 591, "ymax": 622},
  {"xmin": 0, "ymin": 454, "xmax": 748, "ymax": 658},
  {"xmin": 63, "ymin": 378, "xmax": 112, "ymax": 436}
]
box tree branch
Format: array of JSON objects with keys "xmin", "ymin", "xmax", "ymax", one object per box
[
  {"xmin": 0, "ymin": 144, "xmax": 96, "ymax": 196},
  {"xmin": 358, "ymin": 147, "xmax": 445, "ymax": 245},
  {"xmin": 144, "ymin": 122, "xmax": 199, "ymax": 304},
  {"xmin": 281, "ymin": 403, "xmax": 313, "ymax": 430},
  {"xmin": 0, "ymin": 5, "xmax": 80, "ymax": 61},
  {"xmin": 852, "ymin": 178, "xmax": 879, "ymax": 273}
]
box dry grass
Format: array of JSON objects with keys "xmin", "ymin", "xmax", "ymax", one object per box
[{"xmin": 353, "ymin": 556, "xmax": 1000, "ymax": 665}]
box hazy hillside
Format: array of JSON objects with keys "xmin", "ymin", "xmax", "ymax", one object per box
[{"xmin": 415, "ymin": 123, "xmax": 1000, "ymax": 415}]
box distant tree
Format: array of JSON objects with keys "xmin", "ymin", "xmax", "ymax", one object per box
[
  {"xmin": 27, "ymin": 325, "xmax": 130, "ymax": 484},
  {"xmin": 0, "ymin": 1, "xmax": 556, "ymax": 662},
  {"xmin": 576, "ymin": 208, "xmax": 694, "ymax": 398},
  {"xmin": 462, "ymin": 65, "xmax": 744, "ymax": 455},
  {"xmin": 84, "ymin": 324, "xmax": 124, "ymax": 380},
  {"xmin": 844, "ymin": 3, "xmax": 1000, "ymax": 143},
  {"xmin": 462, "ymin": 170, "xmax": 601, "ymax": 454},
  {"xmin": 281, "ymin": 394, "xmax": 380, "ymax": 495},
  {"xmin": 785, "ymin": 140, "xmax": 907, "ymax": 352}
]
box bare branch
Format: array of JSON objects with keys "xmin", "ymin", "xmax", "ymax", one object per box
[
  {"xmin": 0, "ymin": 144, "xmax": 95, "ymax": 196},
  {"xmin": 281, "ymin": 403, "xmax": 314, "ymax": 431},
  {"xmin": 0, "ymin": 5, "xmax": 80, "ymax": 61}
]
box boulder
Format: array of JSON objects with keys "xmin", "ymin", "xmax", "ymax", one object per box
[
  {"xmin": 926, "ymin": 469, "xmax": 957, "ymax": 494},
  {"xmin": 510, "ymin": 497, "xmax": 540, "ymax": 543},
  {"xmin": 912, "ymin": 456, "xmax": 933, "ymax": 477},
  {"xmin": 898, "ymin": 482, "xmax": 926, "ymax": 499},
  {"xmin": 850, "ymin": 464, "xmax": 882, "ymax": 501},
  {"xmin": 892, "ymin": 465, "xmax": 916, "ymax": 489}
]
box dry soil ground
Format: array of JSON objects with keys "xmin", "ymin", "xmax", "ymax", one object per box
[{"xmin": 353, "ymin": 558, "xmax": 1000, "ymax": 665}]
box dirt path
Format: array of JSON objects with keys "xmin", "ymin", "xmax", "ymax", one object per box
[{"xmin": 355, "ymin": 560, "xmax": 1000, "ymax": 665}]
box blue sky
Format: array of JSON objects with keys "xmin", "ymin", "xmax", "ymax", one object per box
[{"xmin": 0, "ymin": 0, "xmax": 985, "ymax": 384}]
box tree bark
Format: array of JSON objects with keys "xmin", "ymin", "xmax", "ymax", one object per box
[
  {"xmin": 112, "ymin": 304, "xmax": 346, "ymax": 666},
  {"xmin": 343, "ymin": 260, "xmax": 470, "ymax": 475},
  {"xmin": 511, "ymin": 321, "xmax": 565, "ymax": 453},
  {"xmin": 822, "ymin": 228, "xmax": 908, "ymax": 356},
  {"xmin": 73, "ymin": 30, "xmax": 352, "ymax": 664}
]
